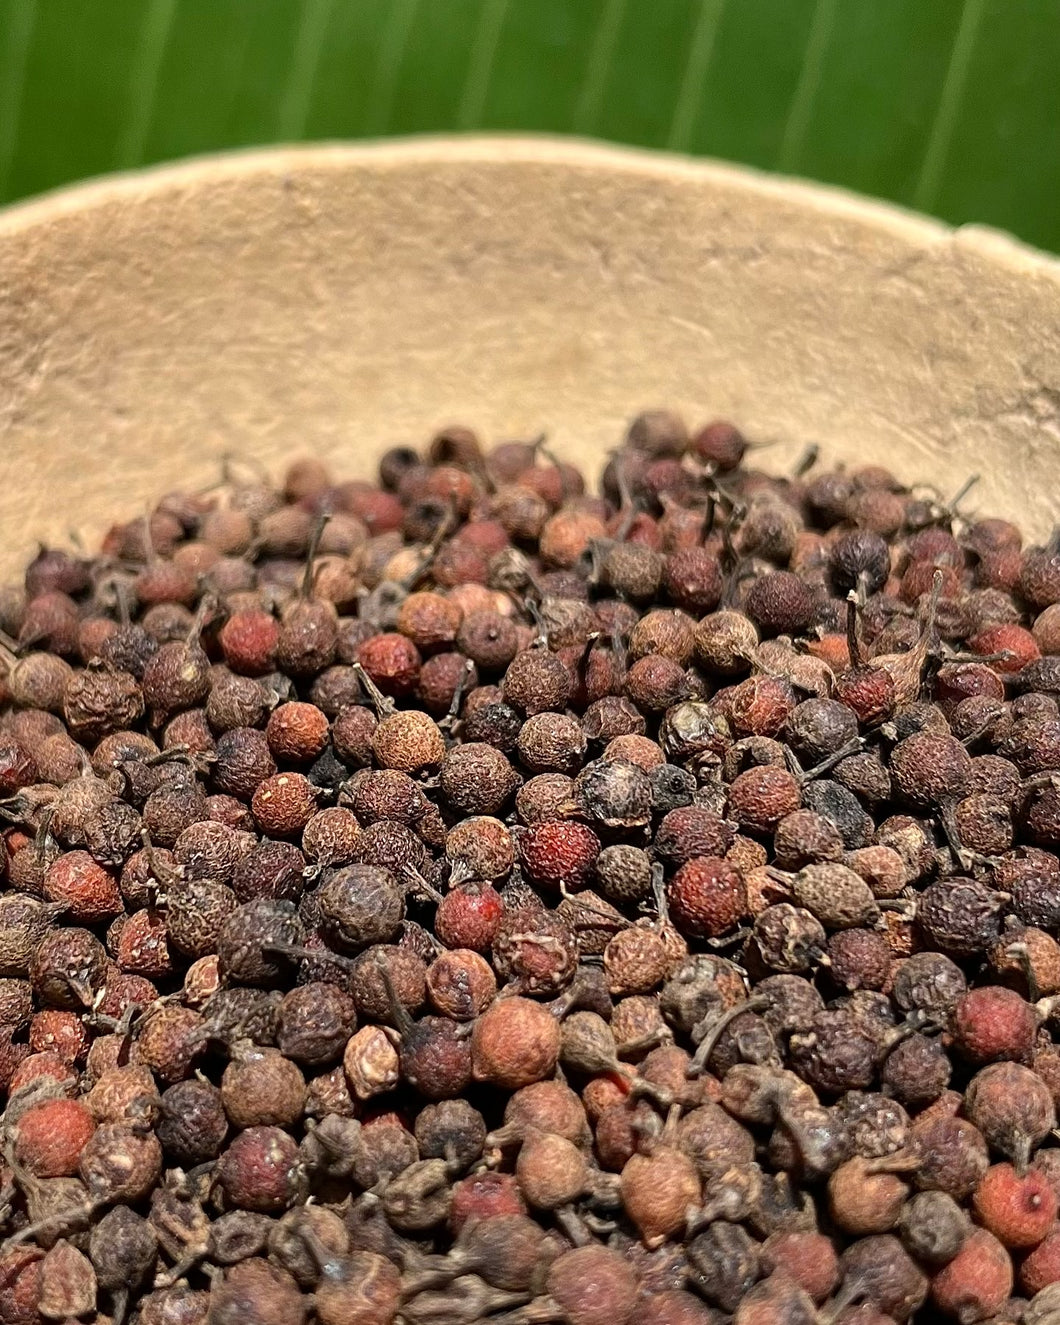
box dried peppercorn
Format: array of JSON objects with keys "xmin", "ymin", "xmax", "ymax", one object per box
[{"xmin": 13, "ymin": 413, "xmax": 1060, "ymax": 1317}]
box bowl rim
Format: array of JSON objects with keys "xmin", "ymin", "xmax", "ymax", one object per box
[{"xmin": 2, "ymin": 133, "xmax": 1058, "ymax": 283}]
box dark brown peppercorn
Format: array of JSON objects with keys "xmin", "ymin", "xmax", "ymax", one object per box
[
  {"xmin": 216, "ymin": 1126, "xmax": 300, "ymax": 1213},
  {"xmin": 318, "ymin": 863, "xmax": 405, "ymax": 949},
  {"xmin": 789, "ymin": 1008, "xmax": 880, "ymax": 1095},
  {"xmin": 503, "ymin": 648, "xmax": 574, "ymax": 715},
  {"xmin": 349, "ymin": 945, "xmax": 427, "ymax": 1023},
  {"xmin": 217, "ymin": 899, "xmax": 304, "ymax": 986},
  {"xmin": 595, "ymin": 843, "xmax": 653, "ymax": 905},
  {"xmin": 157, "ymin": 1080, "xmax": 228, "ymax": 1165},
  {"xmin": 745, "ymin": 571, "xmax": 816, "ymax": 636},
  {"xmin": 210, "ymin": 727, "xmax": 278, "ymax": 800},
  {"xmin": 891, "ymin": 730, "xmax": 973, "ymax": 808},
  {"xmin": 917, "ymin": 878, "xmax": 1003, "ymax": 956},
  {"xmin": 439, "ymin": 743, "xmax": 521, "ymax": 815},
  {"xmin": 276, "ymin": 981, "xmax": 357, "ymax": 1064}
]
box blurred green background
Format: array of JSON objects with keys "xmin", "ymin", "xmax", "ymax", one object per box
[{"xmin": 2, "ymin": 0, "xmax": 1059, "ymax": 253}]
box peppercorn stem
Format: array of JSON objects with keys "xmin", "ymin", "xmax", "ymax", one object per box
[
  {"xmin": 299, "ymin": 512, "xmax": 331, "ymax": 600},
  {"xmin": 378, "ymin": 962, "xmax": 415, "ymax": 1039},
  {"xmin": 407, "ymin": 501, "xmax": 459, "ymax": 593},
  {"xmin": 650, "ymin": 862, "xmax": 669, "ymax": 932},
  {"xmin": 404, "ymin": 863, "xmax": 444, "ymax": 906},
  {"xmin": 846, "ymin": 590, "xmax": 864, "ymax": 669},
  {"xmin": 575, "ymin": 631, "xmax": 600, "ymax": 683},
  {"xmin": 440, "ymin": 657, "xmax": 476, "ymax": 730},
  {"xmin": 538, "ymin": 438, "xmax": 576, "ymax": 506},
  {"xmin": 262, "ymin": 941, "xmax": 356, "ymax": 972},
  {"xmin": 110, "ymin": 1288, "xmax": 131, "ymax": 1325},
  {"xmin": 947, "ymin": 472, "xmax": 981, "ymax": 517},
  {"xmin": 1005, "ymin": 940, "xmax": 1041, "ymax": 1004},
  {"xmin": 558, "ymin": 882, "xmax": 629, "ymax": 930},
  {"xmin": 792, "ymin": 443, "xmax": 820, "ymax": 477},
  {"xmin": 936, "ymin": 799, "xmax": 974, "ymax": 872},
  {"xmin": 615, "ymin": 1026, "xmax": 671, "ymax": 1057},
  {"xmin": 0, "ymin": 1197, "xmax": 105, "ymax": 1256},
  {"xmin": 184, "ymin": 593, "xmax": 217, "ymax": 645},
  {"xmin": 818, "ymin": 1276, "xmax": 868, "ymax": 1325},
  {"xmin": 687, "ymin": 995, "xmax": 769, "ymax": 1076},
  {"xmin": 156, "ymin": 1247, "xmax": 207, "ymax": 1288},
  {"xmin": 554, "ymin": 1205, "xmax": 593, "ymax": 1248},
  {"xmin": 140, "ymin": 828, "xmax": 180, "ymax": 886},
  {"xmin": 866, "ymin": 1148, "xmax": 921, "ymax": 1175},
  {"xmin": 352, "ymin": 661, "xmax": 396, "ymax": 717},
  {"xmin": 796, "ymin": 736, "xmax": 866, "ymax": 785}
]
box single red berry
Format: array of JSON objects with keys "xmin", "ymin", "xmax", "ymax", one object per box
[
  {"xmin": 727, "ymin": 766, "xmax": 802, "ymax": 833},
  {"xmin": 691, "ymin": 419, "xmax": 747, "ymax": 470},
  {"xmin": 44, "ymin": 850, "xmax": 123, "ymax": 923},
  {"xmin": 546, "ymin": 1245, "xmax": 638, "ymax": 1325},
  {"xmin": 448, "ymin": 1171, "xmax": 526, "ymax": 1234},
  {"xmin": 252, "ymin": 772, "xmax": 318, "ymax": 837},
  {"xmin": 655, "ymin": 806, "xmax": 736, "ymax": 866},
  {"xmin": 891, "ymin": 730, "xmax": 973, "ymax": 809},
  {"xmin": 266, "ymin": 701, "xmax": 330, "ymax": 764},
  {"xmin": 973, "ymin": 1162, "xmax": 1057, "ymax": 1248},
  {"xmin": 930, "ymin": 1227, "xmax": 1013, "ymax": 1323},
  {"xmin": 760, "ymin": 1230, "xmax": 840, "ymax": 1304},
  {"xmin": 29, "ymin": 1008, "xmax": 90, "ymax": 1063},
  {"xmin": 951, "ymin": 985, "xmax": 1037, "ymax": 1064},
  {"xmin": 216, "ymin": 1125, "xmax": 301, "ymax": 1213},
  {"xmin": 519, "ymin": 821, "xmax": 600, "ymax": 892},
  {"xmin": 1021, "ymin": 1227, "xmax": 1060, "ymax": 1294},
  {"xmin": 358, "ymin": 632, "xmax": 422, "ymax": 698},
  {"xmin": 7, "ymin": 1050, "xmax": 77, "ymax": 1094},
  {"xmin": 667, "ymin": 858, "xmax": 747, "ymax": 939},
  {"xmin": 13, "ymin": 1097, "xmax": 96, "ymax": 1177},
  {"xmin": 434, "ymin": 884, "xmax": 504, "ymax": 952},
  {"xmin": 969, "ymin": 623, "xmax": 1040, "ymax": 674}
]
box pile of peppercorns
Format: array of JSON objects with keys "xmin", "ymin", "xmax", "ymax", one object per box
[{"xmin": 6, "ymin": 415, "xmax": 1060, "ymax": 1325}]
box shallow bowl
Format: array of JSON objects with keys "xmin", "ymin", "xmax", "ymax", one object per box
[{"xmin": 2, "ymin": 135, "xmax": 1060, "ymax": 577}]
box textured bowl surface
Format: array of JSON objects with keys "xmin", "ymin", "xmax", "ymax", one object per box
[{"xmin": 2, "ymin": 135, "xmax": 1060, "ymax": 577}]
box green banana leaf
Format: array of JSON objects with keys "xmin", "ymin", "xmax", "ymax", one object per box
[{"xmin": 1, "ymin": 0, "xmax": 1058, "ymax": 254}]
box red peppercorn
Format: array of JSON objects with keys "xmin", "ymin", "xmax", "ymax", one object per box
[
  {"xmin": 358, "ymin": 632, "xmax": 423, "ymax": 698},
  {"xmin": 216, "ymin": 1125, "xmax": 301, "ymax": 1213},
  {"xmin": 951, "ymin": 985, "xmax": 1037, "ymax": 1064},
  {"xmin": 251, "ymin": 772, "xmax": 318, "ymax": 836},
  {"xmin": 546, "ymin": 1244, "xmax": 638, "ymax": 1325},
  {"xmin": 221, "ymin": 1048, "xmax": 307, "ymax": 1129},
  {"xmin": 471, "ymin": 997, "xmax": 560, "ymax": 1089},
  {"xmin": 520, "ymin": 821, "xmax": 600, "ymax": 892},
  {"xmin": 44, "ymin": 850, "xmax": 123, "ymax": 923},
  {"xmin": 667, "ymin": 858, "xmax": 747, "ymax": 939},
  {"xmin": 930, "ymin": 1227, "xmax": 1013, "ymax": 1322},
  {"xmin": 265, "ymin": 701, "xmax": 330, "ymax": 764},
  {"xmin": 435, "ymin": 884, "xmax": 504, "ymax": 951},
  {"xmin": 727, "ymin": 766, "xmax": 802, "ymax": 833},
  {"xmin": 973, "ymin": 1162, "xmax": 1057, "ymax": 1248},
  {"xmin": 13, "ymin": 1097, "xmax": 96, "ymax": 1177},
  {"xmin": 1021, "ymin": 1227, "xmax": 1060, "ymax": 1294},
  {"xmin": 448, "ymin": 1171, "xmax": 526, "ymax": 1234}
]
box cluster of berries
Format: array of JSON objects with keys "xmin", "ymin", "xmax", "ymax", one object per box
[{"xmin": 4, "ymin": 411, "xmax": 1060, "ymax": 1324}]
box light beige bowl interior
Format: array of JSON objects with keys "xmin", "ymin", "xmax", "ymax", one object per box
[{"xmin": 2, "ymin": 136, "xmax": 1060, "ymax": 579}]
